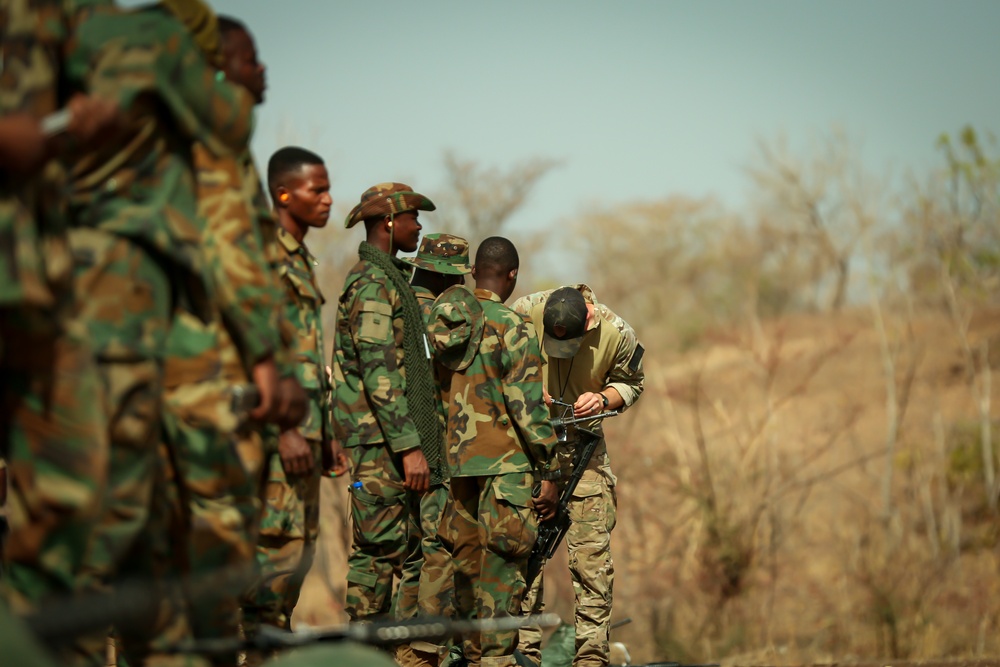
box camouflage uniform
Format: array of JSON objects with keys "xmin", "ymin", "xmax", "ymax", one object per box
[
  {"xmin": 512, "ymin": 285, "xmax": 644, "ymax": 667},
  {"xmin": 0, "ymin": 0, "xmax": 109, "ymax": 622},
  {"xmin": 428, "ymin": 285, "xmax": 560, "ymax": 666},
  {"xmin": 400, "ymin": 234, "xmax": 471, "ymax": 662},
  {"xmin": 243, "ymin": 225, "xmax": 329, "ymax": 633},
  {"xmin": 160, "ymin": 144, "xmax": 288, "ymax": 656},
  {"xmin": 58, "ymin": 4, "xmax": 255, "ymax": 665},
  {"xmin": 331, "ymin": 183, "xmax": 442, "ymax": 625}
]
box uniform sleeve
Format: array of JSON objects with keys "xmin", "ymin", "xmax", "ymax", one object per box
[
  {"xmin": 348, "ymin": 279, "xmax": 420, "ymax": 454},
  {"xmin": 76, "ymin": 9, "xmax": 253, "ymax": 156},
  {"xmin": 605, "ymin": 321, "xmax": 645, "ymax": 409},
  {"xmin": 502, "ymin": 318, "xmax": 559, "ymax": 474},
  {"xmin": 196, "ymin": 146, "xmax": 282, "ymax": 367}
]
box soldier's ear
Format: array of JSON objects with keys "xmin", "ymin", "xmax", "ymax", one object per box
[
  {"xmin": 275, "ymin": 186, "xmax": 291, "ymax": 207},
  {"xmin": 471, "ymin": 265, "xmax": 478, "ymax": 279}
]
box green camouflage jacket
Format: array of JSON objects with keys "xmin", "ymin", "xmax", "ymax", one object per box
[
  {"xmin": 331, "ymin": 256, "xmax": 422, "ymax": 454},
  {"xmin": 428, "ymin": 286, "xmax": 559, "ymax": 478},
  {"xmin": 0, "ymin": 0, "xmax": 75, "ymax": 311},
  {"xmin": 276, "ymin": 226, "xmax": 330, "ymax": 442},
  {"xmin": 164, "ymin": 145, "xmax": 286, "ymax": 389},
  {"xmin": 63, "ymin": 3, "xmax": 254, "ymax": 317}
]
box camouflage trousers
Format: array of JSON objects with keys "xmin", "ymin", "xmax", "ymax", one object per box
[
  {"xmin": 63, "ymin": 229, "xmax": 206, "ymax": 667},
  {"xmin": 395, "ymin": 481, "xmax": 456, "ymax": 667},
  {"xmin": 520, "ymin": 471, "xmax": 617, "ymax": 667},
  {"xmin": 344, "ymin": 442, "xmax": 420, "ymax": 621},
  {"xmin": 242, "ymin": 437, "xmax": 320, "ymax": 632},
  {"xmin": 447, "ymin": 472, "xmax": 538, "ymax": 667},
  {"xmin": 0, "ymin": 304, "xmax": 108, "ymax": 612},
  {"xmin": 158, "ymin": 374, "xmax": 266, "ymax": 665}
]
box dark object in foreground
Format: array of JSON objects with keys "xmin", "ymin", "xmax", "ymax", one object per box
[{"xmin": 169, "ymin": 613, "xmax": 563, "ymax": 655}]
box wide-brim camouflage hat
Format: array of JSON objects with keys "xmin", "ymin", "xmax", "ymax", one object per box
[
  {"xmin": 427, "ymin": 285, "xmax": 484, "ymax": 372},
  {"xmin": 400, "ymin": 233, "xmax": 472, "ymax": 275},
  {"xmin": 345, "ymin": 182, "xmax": 436, "ymax": 229},
  {"xmin": 542, "ymin": 286, "xmax": 588, "ymax": 359}
]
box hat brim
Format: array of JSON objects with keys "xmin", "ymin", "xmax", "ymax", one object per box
[
  {"xmin": 428, "ymin": 285, "xmax": 484, "ymax": 372},
  {"xmin": 345, "ymin": 192, "xmax": 436, "ymax": 229},
  {"xmin": 400, "ymin": 256, "xmax": 472, "ymax": 275},
  {"xmin": 544, "ymin": 334, "xmax": 583, "ymax": 359}
]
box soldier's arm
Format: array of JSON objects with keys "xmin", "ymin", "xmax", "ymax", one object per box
[
  {"xmin": 605, "ymin": 321, "xmax": 645, "ymax": 410},
  {"xmin": 349, "ymin": 280, "xmax": 421, "ymax": 454},
  {"xmin": 502, "ymin": 319, "xmax": 560, "ymax": 476},
  {"xmin": 197, "ymin": 146, "xmax": 283, "ymax": 368}
]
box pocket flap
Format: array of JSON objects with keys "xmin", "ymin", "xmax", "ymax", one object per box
[
  {"xmin": 571, "ymin": 479, "xmax": 603, "ymax": 499},
  {"xmin": 491, "ymin": 472, "xmax": 533, "ymax": 508},
  {"xmin": 358, "ymin": 300, "xmax": 394, "ymax": 343}
]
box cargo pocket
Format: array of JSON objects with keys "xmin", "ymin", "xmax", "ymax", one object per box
[
  {"xmin": 487, "ymin": 472, "xmax": 538, "ymax": 561},
  {"xmin": 570, "ymin": 478, "xmax": 610, "ymax": 530}
]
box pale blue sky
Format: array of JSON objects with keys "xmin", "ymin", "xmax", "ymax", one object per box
[{"xmin": 211, "ymin": 0, "xmax": 1000, "ymax": 253}]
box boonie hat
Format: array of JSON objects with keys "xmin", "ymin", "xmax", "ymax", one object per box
[
  {"xmin": 345, "ymin": 182, "xmax": 435, "ymax": 229},
  {"xmin": 542, "ymin": 287, "xmax": 588, "ymax": 359},
  {"xmin": 400, "ymin": 233, "xmax": 472, "ymax": 275},
  {"xmin": 427, "ymin": 285, "xmax": 484, "ymax": 372}
]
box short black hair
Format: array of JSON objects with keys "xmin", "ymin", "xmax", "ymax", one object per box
[
  {"xmin": 475, "ymin": 236, "xmax": 519, "ymax": 275},
  {"xmin": 216, "ymin": 15, "xmax": 247, "ymax": 44},
  {"xmin": 267, "ymin": 146, "xmax": 324, "ymax": 196}
]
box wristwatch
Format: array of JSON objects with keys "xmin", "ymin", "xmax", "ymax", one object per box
[{"xmin": 600, "ymin": 393, "xmax": 609, "ymax": 409}]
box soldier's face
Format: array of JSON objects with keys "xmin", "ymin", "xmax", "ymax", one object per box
[
  {"xmin": 287, "ymin": 164, "xmax": 332, "ymax": 229},
  {"xmin": 222, "ymin": 29, "xmax": 266, "ymax": 105},
  {"xmin": 392, "ymin": 212, "xmax": 422, "ymax": 253}
]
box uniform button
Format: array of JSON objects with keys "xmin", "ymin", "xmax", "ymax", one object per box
[{"xmin": 500, "ymin": 415, "xmax": 509, "ymax": 425}]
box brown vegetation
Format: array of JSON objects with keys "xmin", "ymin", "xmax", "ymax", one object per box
[{"xmin": 297, "ymin": 128, "xmax": 1000, "ymax": 664}]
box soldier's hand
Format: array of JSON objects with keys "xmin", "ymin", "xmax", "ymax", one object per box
[
  {"xmin": 401, "ymin": 448, "xmax": 430, "ymax": 493},
  {"xmin": 542, "ymin": 387, "xmax": 553, "ymax": 406},
  {"xmin": 250, "ymin": 357, "xmax": 280, "ymax": 422},
  {"xmin": 275, "ymin": 377, "xmax": 308, "ymax": 430},
  {"xmin": 323, "ymin": 439, "xmax": 350, "ymax": 478},
  {"xmin": 66, "ymin": 93, "xmax": 122, "ymax": 147},
  {"xmin": 573, "ymin": 391, "xmax": 604, "ymax": 418},
  {"xmin": 278, "ymin": 429, "xmax": 314, "ymax": 476},
  {"xmin": 532, "ymin": 480, "xmax": 558, "ymax": 521},
  {"xmin": 0, "ymin": 114, "xmax": 49, "ymax": 173}
]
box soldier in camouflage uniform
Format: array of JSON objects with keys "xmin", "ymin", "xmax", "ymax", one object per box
[
  {"xmin": 0, "ymin": 1, "xmax": 120, "ymax": 624},
  {"xmin": 513, "ymin": 285, "xmax": 645, "ymax": 667},
  {"xmin": 400, "ymin": 233, "xmax": 471, "ymax": 663},
  {"xmin": 158, "ymin": 14, "xmax": 303, "ymax": 665},
  {"xmin": 241, "ymin": 146, "xmax": 333, "ymax": 649},
  {"xmin": 427, "ymin": 236, "xmax": 560, "ymax": 667},
  {"xmin": 331, "ymin": 184, "xmax": 444, "ymax": 646},
  {"xmin": 53, "ymin": 2, "xmax": 257, "ymax": 664}
]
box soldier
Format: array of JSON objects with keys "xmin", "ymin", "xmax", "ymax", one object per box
[
  {"xmin": 331, "ymin": 183, "xmax": 443, "ymax": 638},
  {"xmin": 0, "ymin": 3, "xmax": 121, "ymax": 620},
  {"xmin": 513, "ymin": 285, "xmax": 645, "ymax": 667},
  {"xmin": 157, "ymin": 13, "xmax": 304, "ymax": 666},
  {"xmin": 427, "ymin": 236, "xmax": 560, "ymax": 667},
  {"xmin": 241, "ymin": 146, "xmax": 333, "ymax": 651},
  {"xmin": 54, "ymin": 1, "xmax": 258, "ymax": 664},
  {"xmin": 400, "ymin": 233, "xmax": 471, "ymax": 665}
]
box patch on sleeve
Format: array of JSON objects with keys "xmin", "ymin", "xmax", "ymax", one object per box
[
  {"xmin": 358, "ymin": 301, "xmax": 393, "ymax": 343},
  {"xmin": 628, "ymin": 344, "xmax": 644, "ymax": 373}
]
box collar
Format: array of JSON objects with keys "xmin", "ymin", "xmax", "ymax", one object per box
[
  {"xmin": 278, "ymin": 226, "xmax": 315, "ymax": 264},
  {"xmin": 473, "ymin": 288, "xmax": 502, "ymax": 303}
]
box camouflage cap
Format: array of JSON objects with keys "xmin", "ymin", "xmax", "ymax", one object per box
[
  {"xmin": 345, "ymin": 182, "xmax": 436, "ymax": 229},
  {"xmin": 428, "ymin": 285, "xmax": 484, "ymax": 372},
  {"xmin": 400, "ymin": 233, "xmax": 472, "ymax": 275},
  {"xmin": 542, "ymin": 286, "xmax": 588, "ymax": 359}
]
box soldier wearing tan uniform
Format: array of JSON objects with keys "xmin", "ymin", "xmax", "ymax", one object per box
[{"xmin": 513, "ymin": 285, "xmax": 645, "ymax": 667}]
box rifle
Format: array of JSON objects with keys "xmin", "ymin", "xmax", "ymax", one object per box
[
  {"xmin": 525, "ymin": 402, "xmax": 618, "ymax": 588},
  {"xmin": 169, "ymin": 612, "xmax": 563, "ymax": 655}
]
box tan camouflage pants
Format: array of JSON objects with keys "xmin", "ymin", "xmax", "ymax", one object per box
[{"xmin": 520, "ymin": 470, "xmax": 616, "ymax": 667}]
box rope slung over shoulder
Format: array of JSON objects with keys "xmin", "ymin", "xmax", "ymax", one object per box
[{"xmin": 357, "ymin": 241, "xmax": 444, "ymax": 484}]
